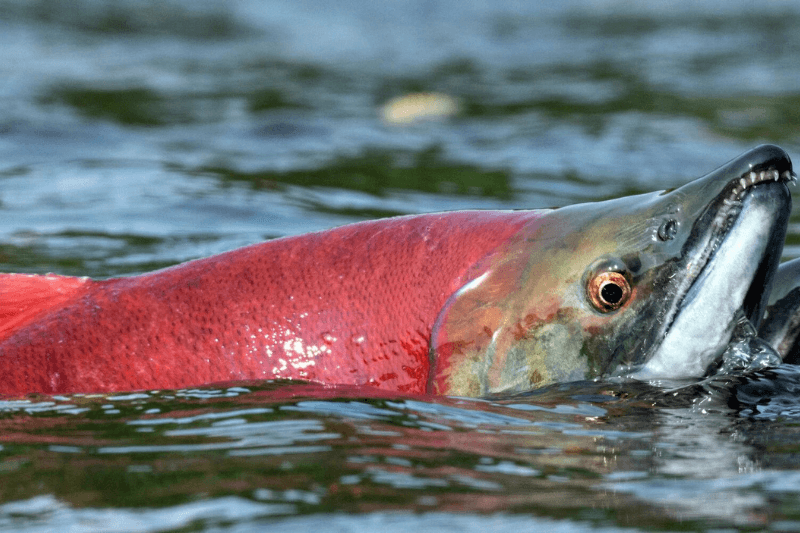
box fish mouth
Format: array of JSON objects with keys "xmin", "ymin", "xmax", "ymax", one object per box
[
  {"xmin": 689, "ymin": 167, "xmax": 795, "ymax": 325},
  {"xmin": 632, "ymin": 146, "xmax": 795, "ymax": 380}
]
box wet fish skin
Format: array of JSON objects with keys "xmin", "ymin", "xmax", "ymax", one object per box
[
  {"xmin": 759, "ymin": 258, "xmax": 800, "ymax": 364},
  {"xmin": 0, "ymin": 211, "xmax": 541, "ymax": 395},
  {"xmin": 0, "ymin": 145, "xmax": 793, "ymax": 396},
  {"xmin": 433, "ymin": 145, "xmax": 792, "ymax": 394}
]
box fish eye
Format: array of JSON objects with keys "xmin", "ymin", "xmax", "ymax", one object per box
[
  {"xmin": 657, "ymin": 218, "xmax": 678, "ymax": 241},
  {"xmin": 587, "ymin": 271, "xmax": 631, "ymax": 312}
]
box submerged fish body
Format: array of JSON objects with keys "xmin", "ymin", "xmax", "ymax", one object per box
[
  {"xmin": 0, "ymin": 145, "xmax": 794, "ymax": 396},
  {"xmin": 759, "ymin": 258, "xmax": 800, "ymax": 364}
]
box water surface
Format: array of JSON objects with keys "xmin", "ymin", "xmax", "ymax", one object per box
[{"xmin": 1, "ymin": 1, "xmax": 800, "ymax": 531}]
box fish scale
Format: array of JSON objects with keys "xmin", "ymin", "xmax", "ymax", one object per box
[
  {"xmin": 0, "ymin": 145, "xmax": 793, "ymax": 397},
  {"xmin": 0, "ymin": 210, "xmax": 540, "ymax": 395}
]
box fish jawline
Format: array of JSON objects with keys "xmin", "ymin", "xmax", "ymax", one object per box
[{"xmin": 631, "ymin": 186, "xmax": 783, "ymax": 380}]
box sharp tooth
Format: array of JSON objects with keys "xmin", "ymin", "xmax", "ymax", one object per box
[
  {"xmin": 748, "ymin": 171, "xmax": 758, "ymax": 184},
  {"xmin": 759, "ymin": 170, "xmax": 768, "ymax": 182},
  {"xmin": 740, "ymin": 178, "xmax": 747, "ymax": 189},
  {"xmin": 771, "ymin": 170, "xmax": 780, "ymax": 181}
]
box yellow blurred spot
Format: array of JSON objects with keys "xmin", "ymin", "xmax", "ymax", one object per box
[{"xmin": 381, "ymin": 92, "xmax": 459, "ymax": 125}]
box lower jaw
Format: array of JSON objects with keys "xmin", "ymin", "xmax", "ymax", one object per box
[{"xmin": 633, "ymin": 191, "xmax": 783, "ymax": 380}]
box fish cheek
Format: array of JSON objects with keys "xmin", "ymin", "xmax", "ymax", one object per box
[
  {"xmin": 434, "ymin": 305, "xmax": 588, "ymax": 396},
  {"xmin": 577, "ymin": 276, "xmax": 662, "ymax": 376},
  {"xmin": 493, "ymin": 311, "xmax": 588, "ymax": 393}
]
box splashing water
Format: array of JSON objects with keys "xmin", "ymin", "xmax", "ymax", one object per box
[{"xmin": 717, "ymin": 310, "xmax": 782, "ymax": 375}]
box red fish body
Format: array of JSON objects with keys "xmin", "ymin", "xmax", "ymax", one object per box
[
  {"xmin": 0, "ymin": 211, "xmax": 542, "ymax": 395},
  {"xmin": 2, "ymin": 145, "xmax": 794, "ymax": 397}
]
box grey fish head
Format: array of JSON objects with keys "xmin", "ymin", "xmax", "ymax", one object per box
[
  {"xmin": 431, "ymin": 144, "xmax": 793, "ymax": 396},
  {"xmin": 759, "ymin": 258, "xmax": 800, "ymax": 363}
]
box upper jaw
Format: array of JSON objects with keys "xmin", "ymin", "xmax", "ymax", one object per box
[
  {"xmin": 694, "ymin": 146, "xmax": 795, "ymax": 327},
  {"xmin": 631, "ymin": 145, "xmax": 794, "ymax": 380},
  {"xmin": 732, "ymin": 167, "xmax": 796, "ymax": 198}
]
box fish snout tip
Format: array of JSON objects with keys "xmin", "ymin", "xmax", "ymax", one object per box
[
  {"xmin": 743, "ymin": 144, "xmax": 793, "ymax": 175},
  {"xmin": 699, "ymin": 144, "xmax": 796, "ymax": 202}
]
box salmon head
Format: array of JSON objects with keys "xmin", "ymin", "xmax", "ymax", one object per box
[{"xmin": 430, "ymin": 145, "xmax": 794, "ymax": 396}]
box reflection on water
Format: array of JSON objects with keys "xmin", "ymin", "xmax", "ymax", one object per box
[
  {"xmin": 0, "ymin": 374, "xmax": 800, "ymax": 531},
  {"xmin": 2, "ymin": 0, "xmax": 800, "ymax": 530}
]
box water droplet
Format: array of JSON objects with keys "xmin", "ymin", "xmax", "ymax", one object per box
[{"xmin": 350, "ymin": 335, "xmax": 365, "ymax": 346}]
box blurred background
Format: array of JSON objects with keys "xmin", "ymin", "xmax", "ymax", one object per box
[{"xmin": 1, "ymin": 0, "xmax": 799, "ymax": 278}]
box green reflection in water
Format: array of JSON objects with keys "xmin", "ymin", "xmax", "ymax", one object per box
[
  {"xmin": 191, "ymin": 146, "xmax": 513, "ymax": 199},
  {"xmin": 42, "ymin": 87, "xmax": 212, "ymax": 127},
  {"xmin": 0, "ymin": 0, "xmax": 248, "ymax": 40}
]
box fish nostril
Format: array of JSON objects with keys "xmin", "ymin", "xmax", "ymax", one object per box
[{"xmin": 658, "ymin": 219, "xmax": 678, "ymax": 241}]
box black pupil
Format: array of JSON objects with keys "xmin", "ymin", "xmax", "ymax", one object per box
[{"xmin": 601, "ymin": 282, "xmax": 623, "ymax": 304}]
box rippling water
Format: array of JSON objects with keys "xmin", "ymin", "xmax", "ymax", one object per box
[
  {"xmin": 2, "ymin": 0, "xmax": 800, "ymax": 531},
  {"xmin": 3, "ymin": 376, "xmax": 800, "ymax": 532}
]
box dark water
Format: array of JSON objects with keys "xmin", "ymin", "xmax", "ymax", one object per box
[
  {"xmin": 2, "ymin": 1, "xmax": 800, "ymax": 531},
  {"xmin": 4, "ymin": 376, "xmax": 800, "ymax": 532}
]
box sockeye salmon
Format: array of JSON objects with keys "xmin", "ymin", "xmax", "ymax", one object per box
[{"xmin": 0, "ymin": 145, "xmax": 794, "ymax": 396}]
